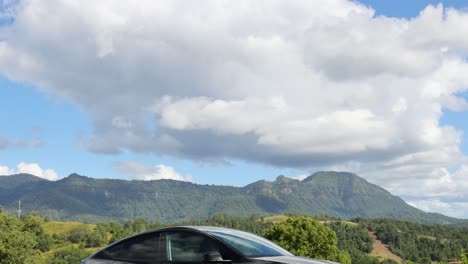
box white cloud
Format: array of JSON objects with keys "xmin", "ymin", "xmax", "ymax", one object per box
[
  {"xmin": 407, "ymin": 199, "xmax": 468, "ymax": 219},
  {"xmin": 0, "ymin": 162, "xmax": 61, "ymax": 181},
  {"xmin": 113, "ymin": 161, "xmax": 193, "ymax": 182},
  {"xmin": 0, "ymin": 165, "xmax": 15, "ymax": 175},
  {"xmin": 1, "ymin": 1, "xmax": 468, "ymax": 216}
]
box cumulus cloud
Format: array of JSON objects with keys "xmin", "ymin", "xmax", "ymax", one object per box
[
  {"xmin": 113, "ymin": 161, "xmax": 193, "ymax": 182},
  {"xmin": 1, "ymin": 0, "xmax": 468, "ymax": 215},
  {"xmin": 407, "ymin": 199, "xmax": 468, "ymax": 219},
  {"xmin": 0, "ymin": 162, "xmax": 61, "ymax": 181},
  {"xmin": 0, "ymin": 164, "xmax": 15, "ymax": 175}
]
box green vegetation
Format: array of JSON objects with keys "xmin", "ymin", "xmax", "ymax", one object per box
[
  {"xmin": 1, "ymin": 172, "xmax": 464, "ymax": 224},
  {"xmin": 355, "ymin": 218, "xmax": 468, "ymax": 263},
  {"xmin": 48, "ymin": 246, "xmax": 90, "ymax": 264},
  {"xmin": 1, "ymin": 208, "xmax": 468, "ymax": 264},
  {"xmin": 0, "ymin": 212, "xmax": 129, "ymax": 263},
  {"xmin": 181, "ymin": 214, "xmax": 270, "ymax": 235},
  {"xmin": 43, "ymin": 222, "xmax": 95, "ymax": 236},
  {"xmin": 1, "ymin": 173, "xmax": 468, "ymax": 264},
  {"xmin": 461, "ymin": 250, "xmax": 468, "ymax": 264},
  {"xmin": 326, "ymin": 221, "xmax": 377, "ymax": 264},
  {"xmin": 0, "ymin": 209, "xmax": 50, "ymax": 263},
  {"xmin": 263, "ymin": 216, "xmax": 351, "ymax": 264}
]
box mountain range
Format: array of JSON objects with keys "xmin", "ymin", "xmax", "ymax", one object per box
[{"xmin": 0, "ymin": 171, "xmax": 464, "ymax": 224}]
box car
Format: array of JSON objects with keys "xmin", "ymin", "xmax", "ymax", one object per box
[{"xmin": 82, "ymin": 226, "xmax": 339, "ymax": 264}]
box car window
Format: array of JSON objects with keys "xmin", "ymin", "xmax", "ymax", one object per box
[
  {"xmin": 207, "ymin": 230, "xmax": 291, "ymax": 257},
  {"xmin": 161, "ymin": 231, "xmax": 221, "ymax": 263},
  {"xmin": 104, "ymin": 232, "xmax": 159, "ymax": 263}
]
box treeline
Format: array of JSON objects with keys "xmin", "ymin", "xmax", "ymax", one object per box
[
  {"xmin": 179, "ymin": 214, "xmax": 271, "ymax": 234},
  {"xmin": 326, "ymin": 221, "xmax": 377, "ymax": 264},
  {"xmin": 354, "ymin": 217, "xmax": 468, "ymax": 263}
]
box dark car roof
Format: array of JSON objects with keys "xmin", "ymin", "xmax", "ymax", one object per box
[
  {"xmin": 134, "ymin": 225, "xmax": 234, "ymax": 233},
  {"xmin": 96, "ymin": 226, "xmax": 239, "ymax": 251},
  {"xmin": 180, "ymin": 226, "xmax": 243, "ymax": 232}
]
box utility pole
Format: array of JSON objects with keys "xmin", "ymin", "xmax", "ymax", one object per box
[{"xmin": 17, "ymin": 200, "xmax": 21, "ymax": 219}]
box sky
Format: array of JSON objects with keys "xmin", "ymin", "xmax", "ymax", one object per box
[{"xmin": 0, "ymin": 0, "xmax": 467, "ymax": 218}]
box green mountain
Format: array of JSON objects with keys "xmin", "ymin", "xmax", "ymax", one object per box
[{"xmin": 0, "ymin": 171, "xmax": 463, "ymax": 224}]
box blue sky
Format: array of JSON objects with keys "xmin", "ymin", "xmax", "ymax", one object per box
[
  {"xmin": 358, "ymin": 0, "xmax": 468, "ymax": 17},
  {"xmin": 1, "ymin": 0, "xmax": 468, "ymax": 217}
]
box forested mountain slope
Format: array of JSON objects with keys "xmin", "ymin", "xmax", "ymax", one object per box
[{"xmin": 0, "ymin": 171, "xmax": 464, "ymax": 224}]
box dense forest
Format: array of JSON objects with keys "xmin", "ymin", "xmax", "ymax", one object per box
[
  {"xmin": 355, "ymin": 218, "xmax": 468, "ymax": 263},
  {"xmin": 1, "ymin": 207, "xmax": 467, "ymax": 264},
  {"xmin": 1, "ymin": 172, "xmax": 462, "ymax": 224}
]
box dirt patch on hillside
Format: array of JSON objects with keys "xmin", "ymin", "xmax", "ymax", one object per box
[{"xmin": 368, "ymin": 231, "xmax": 402, "ymax": 263}]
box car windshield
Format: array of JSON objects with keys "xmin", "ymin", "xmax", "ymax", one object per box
[{"xmin": 206, "ymin": 229, "xmax": 292, "ymax": 258}]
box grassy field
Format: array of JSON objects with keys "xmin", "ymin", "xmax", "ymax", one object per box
[
  {"xmin": 262, "ymin": 215, "xmax": 357, "ymax": 226},
  {"xmin": 262, "ymin": 215, "xmax": 290, "ymax": 223},
  {"xmin": 44, "ymin": 221, "xmax": 96, "ymax": 236},
  {"xmin": 42, "ymin": 221, "xmax": 100, "ymax": 258}
]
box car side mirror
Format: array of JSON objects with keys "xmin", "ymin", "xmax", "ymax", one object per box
[{"xmin": 203, "ymin": 252, "xmax": 231, "ymax": 263}]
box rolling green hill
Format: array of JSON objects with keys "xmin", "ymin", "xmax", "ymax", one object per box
[{"xmin": 0, "ymin": 171, "xmax": 464, "ymax": 224}]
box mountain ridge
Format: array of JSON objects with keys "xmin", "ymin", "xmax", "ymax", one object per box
[{"xmin": 0, "ymin": 171, "xmax": 464, "ymax": 224}]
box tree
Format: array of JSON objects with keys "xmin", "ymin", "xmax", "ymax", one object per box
[
  {"xmin": 461, "ymin": 249, "xmax": 468, "ymax": 264},
  {"xmin": 263, "ymin": 216, "xmax": 350, "ymax": 264},
  {"xmin": 124, "ymin": 217, "xmax": 148, "ymax": 233},
  {"xmin": 0, "ymin": 213, "xmax": 41, "ymax": 264},
  {"xmin": 85, "ymin": 230, "xmax": 105, "ymax": 248},
  {"xmin": 48, "ymin": 246, "xmax": 90, "ymax": 264},
  {"xmin": 36, "ymin": 233, "xmax": 54, "ymax": 252},
  {"xmin": 66, "ymin": 226, "xmax": 90, "ymax": 244}
]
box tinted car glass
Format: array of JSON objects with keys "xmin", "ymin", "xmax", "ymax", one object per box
[
  {"xmin": 104, "ymin": 232, "xmax": 159, "ymax": 263},
  {"xmin": 207, "ymin": 230, "xmax": 291, "ymax": 257},
  {"xmin": 162, "ymin": 231, "xmax": 220, "ymax": 262}
]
